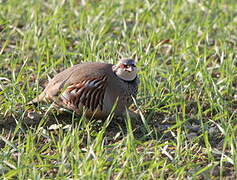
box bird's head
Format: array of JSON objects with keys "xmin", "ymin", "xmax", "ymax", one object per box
[{"xmin": 112, "ymin": 58, "xmax": 137, "ymax": 81}]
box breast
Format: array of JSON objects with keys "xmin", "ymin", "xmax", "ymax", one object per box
[{"xmin": 102, "ymin": 76, "xmax": 139, "ymax": 117}]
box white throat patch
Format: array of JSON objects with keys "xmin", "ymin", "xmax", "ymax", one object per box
[{"xmin": 113, "ymin": 65, "xmax": 137, "ymax": 81}]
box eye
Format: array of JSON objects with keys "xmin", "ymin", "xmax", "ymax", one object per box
[{"xmin": 120, "ymin": 64, "xmax": 128, "ymax": 68}]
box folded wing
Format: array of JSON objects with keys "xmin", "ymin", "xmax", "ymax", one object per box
[{"xmin": 61, "ymin": 75, "xmax": 107, "ymax": 111}]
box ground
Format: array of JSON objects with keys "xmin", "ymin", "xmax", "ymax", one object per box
[{"xmin": 0, "ymin": 0, "xmax": 236, "ymax": 179}]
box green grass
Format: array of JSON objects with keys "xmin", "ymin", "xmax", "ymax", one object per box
[{"xmin": 0, "ymin": 0, "xmax": 236, "ymax": 179}]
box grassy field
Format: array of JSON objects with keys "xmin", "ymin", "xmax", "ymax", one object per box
[{"xmin": 0, "ymin": 0, "xmax": 236, "ymax": 179}]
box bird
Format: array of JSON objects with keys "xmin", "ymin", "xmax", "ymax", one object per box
[{"xmin": 29, "ymin": 58, "xmax": 139, "ymax": 119}]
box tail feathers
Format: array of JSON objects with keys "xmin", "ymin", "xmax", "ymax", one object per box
[{"xmin": 27, "ymin": 92, "xmax": 46, "ymax": 105}]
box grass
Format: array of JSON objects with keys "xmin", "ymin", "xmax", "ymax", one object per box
[{"xmin": 0, "ymin": 0, "xmax": 236, "ymax": 179}]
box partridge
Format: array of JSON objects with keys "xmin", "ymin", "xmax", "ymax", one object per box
[{"xmin": 29, "ymin": 58, "xmax": 139, "ymax": 119}]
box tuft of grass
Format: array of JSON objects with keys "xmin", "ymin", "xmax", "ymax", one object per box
[{"xmin": 0, "ymin": 0, "xmax": 236, "ymax": 179}]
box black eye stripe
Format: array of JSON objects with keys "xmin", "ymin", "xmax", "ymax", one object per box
[{"xmin": 122, "ymin": 64, "xmax": 136, "ymax": 68}]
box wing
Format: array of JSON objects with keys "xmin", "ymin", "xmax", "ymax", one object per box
[{"xmin": 60, "ymin": 75, "xmax": 107, "ymax": 111}]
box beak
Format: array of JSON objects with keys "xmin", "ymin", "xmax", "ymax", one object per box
[{"xmin": 126, "ymin": 66, "xmax": 134, "ymax": 72}]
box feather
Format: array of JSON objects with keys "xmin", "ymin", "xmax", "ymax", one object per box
[{"xmin": 60, "ymin": 75, "xmax": 107, "ymax": 111}]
